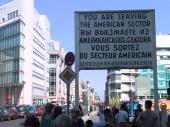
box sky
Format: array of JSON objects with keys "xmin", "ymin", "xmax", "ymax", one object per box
[{"xmin": 1, "ymin": 0, "xmax": 170, "ymax": 101}]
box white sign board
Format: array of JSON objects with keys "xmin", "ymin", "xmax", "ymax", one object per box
[{"xmin": 75, "ymin": 10, "xmax": 156, "ymax": 70}]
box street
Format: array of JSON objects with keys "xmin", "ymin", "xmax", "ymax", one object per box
[
  {"xmin": 0, "ymin": 118, "xmax": 25, "ymax": 127},
  {"xmin": 82, "ymin": 111, "xmax": 105, "ymax": 127}
]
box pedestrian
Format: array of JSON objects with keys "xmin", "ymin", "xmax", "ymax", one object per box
[
  {"xmin": 25, "ymin": 116, "xmax": 40, "ymax": 127},
  {"xmin": 104, "ymin": 108, "xmax": 112, "ymax": 126},
  {"xmin": 54, "ymin": 114, "xmax": 72, "ymax": 127},
  {"xmin": 41, "ymin": 103, "xmax": 54, "ymax": 127},
  {"xmin": 79, "ymin": 104, "xmax": 84, "ymax": 116},
  {"xmin": 88, "ymin": 104, "xmax": 91, "ymax": 116},
  {"xmin": 136, "ymin": 100, "xmax": 158, "ymax": 127},
  {"xmin": 49, "ymin": 106, "xmax": 63, "ymax": 127},
  {"xmin": 85, "ymin": 120, "xmax": 93, "ymax": 127},
  {"xmin": 132, "ymin": 104, "xmax": 143, "ymax": 127},
  {"xmin": 115, "ymin": 104, "xmax": 129, "ymax": 127},
  {"xmin": 71, "ymin": 108, "xmax": 85, "ymax": 127},
  {"xmin": 115, "ymin": 104, "xmax": 129, "ymax": 122},
  {"xmin": 111, "ymin": 106, "xmax": 119, "ymax": 127},
  {"xmin": 159, "ymin": 104, "xmax": 168, "ymax": 127}
]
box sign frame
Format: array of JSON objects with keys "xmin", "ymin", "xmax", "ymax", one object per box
[
  {"xmin": 74, "ymin": 9, "xmax": 159, "ymax": 118},
  {"xmin": 75, "ymin": 9, "xmax": 156, "ymax": 70}
]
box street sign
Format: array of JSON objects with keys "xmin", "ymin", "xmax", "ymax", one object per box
[
  {"xmin": 75, "ymin": 10, "xmax": 156, "ymax": 70},
  {"xmin": 65, "ymin": 52, "xmax": 75, "ymax": 66},
  {"xmin": 59, "ymin": 66, "xmax": 76, "ymax": 85}
]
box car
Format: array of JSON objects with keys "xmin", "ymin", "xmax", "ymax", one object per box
[
  {"xmin": 16, "ymin": 105, "xmax": 28, "ymax": 118},
  {"xmin": 16, "ymin": 105, "xmax": 35, "ymax": 118},
  {"xmin": 7, "ymin": 108, "xmax": 18, "ymax": 120},
  {"xmin": 35, "ymin": 108, "xmax": 43, "ymax": 116},
  {"xmin": 0, "ymin": 108, "xmax": 11, "ymax": 121},
  {"xmin": 25, "ymin": 105, "xmax": 36, "ymax": 117}
]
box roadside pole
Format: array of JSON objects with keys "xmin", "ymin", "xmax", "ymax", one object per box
[
  {"xmin": 67, "ymin": 84, "xmax": 70, "ymax": 115},
  {"xmin": 75, "ymin": 67, "xmax": 79, "ymax": 109},
  {"xmin": 75, "ymin": 12, "xmax": 80, "ymax": 109},
  {"xmin": 153, "ymin": 13, "xmax": 159, "ymax": 126},
  {"xmin": 60, "ymin": 52, "xmax": 76, "ymax": 116}
]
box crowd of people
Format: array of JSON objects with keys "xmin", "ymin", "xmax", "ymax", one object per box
[
  {"xmin": 101, "ymin": 100, "xmax": 166, "ymax": 127},
  {"xmin": 24, "ymin": 102, "xmax": 91, "ymax": 127},
  {"xmin": 24, "ymin": 100, "xmax": 170, "ymax": 127}
]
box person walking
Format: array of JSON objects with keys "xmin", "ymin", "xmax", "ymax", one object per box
[
  {"xmin": 71, "ymin": 108, "xmax": 85, "ymax": 127},
  {"xmin": 41, "ymin": 103, "xmax": 54, "ymax": 127},
  {"xmin": 132, "ymin": 104, "xmax": 143, "ymax": 127},
  {"xmin": 25, "ymin": 116, "xmax": 40, "ymax": 127},
  {"xmin": 49, "ymin": 106, "xmax": 63, "ymax": 127},
  {"xmin": 136, "ymin": 100, "xmax": 158, "ymax": 127},
  {"xmin": 111, "ymin": 106, "xmax": 119, "ymax": 127},
  {"xmin": 115, "ymin": 104, "xmax": 129, "ymax": 127},
  {"xmin": 54, "ymin": 114, "xmax": 72, "ymax": 127},
  {"xmin": 104, "ymin": 108, "xmax": 112, "ymax": 126},
  {"xmin": 159, "ymin": 104, "xmax": 168, "ymax": 127}
]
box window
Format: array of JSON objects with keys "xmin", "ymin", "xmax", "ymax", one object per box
[
  {"xmin": 8, "ymin": 10, "xmax": 19, "ymax": 20},
  {"xmin": 50, "ymin": 55, "xmax": 57, "ymax": 63}
]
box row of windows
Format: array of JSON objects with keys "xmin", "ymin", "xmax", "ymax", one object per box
[
  {"xmin": 49, "ymin": 66, "xmax": 57, "ymax": 96},
  {"xmin": 0, "ymin": 35, "xmax": 22, "ymax": 50},
  {"xmin": 110, "ymin": 83, "xmax": 121, "ymax": 90},
  {"xmin": 108, "ymin": 75, "xmax": 121, "ymax": 82},
  {"xmin": 50, "ymin": 55, "xmax": 57, "ymax": 63},
  {"xmin": 50, "ymin": 81, "xmax": 56, "ymax": 86},
  {"xmin": 33, "ymin": 36, "xmax": 45, "ymax": 50},
  {"xmin": 0, "ymin": 47, "xmax": 19, "ymax": 61},
  {"xmin": 141, "ymin": 72, "xmax": 170, "ymax": 80},
  {"xmin": 157, "ymin": 48, "xmax": 170, "ymax": 51},
  {"xmin": 49, "ymin": 85, "xmax": 56, "ymax": 96},
  {"xmin": 0, "ymin": 21, "xmax": 22, "ymax": 39},
  {"xmin": 0, "ymin": 60, "xmax": 19, "ymax": 73},
  {"xmin": 8, "ymin": 10, "xmax": 18, "ymax": 20},
  {"xmin": 50, "ymin": 72, "xmax": 56, "ymax": 76},
  {"xmin": 0, "ymin": 72, "xmax": 19, "ymax": 84},
  {"xmin": 159, "ymin": 57, "xmax": 170, "ymax": 60}
]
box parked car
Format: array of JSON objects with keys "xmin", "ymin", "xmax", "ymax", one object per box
[
  {"xmin": 7, "ymin": 108, "xmax": 18, "ymax": 120},
  {"xmin": 0, "ymin": 108, "xmax": 11, "ymax": 121},
  {"xmin": 26, "ymin": 105, "xmax": 36, "ymax": 117},
  {"xmin": 16, "ymin": 105, "xmax": 28, "ymax": 118},
  {"xmin": 35, "ymin": 108, "xmax": 43, "ymax": 116},
  {"xmin": 16, "ymin": 105, "xmax": 35, "ymax": 118}
]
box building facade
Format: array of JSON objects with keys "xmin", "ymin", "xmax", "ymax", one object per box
[
  {"xmin": 49, "ymin": 41, "xmax": 66, "ymax": 105},
  {"xmin": 107, "ymin": 69, "xmax": 138, "ymax": 102},
  {"xmin": 139, "ymin": 64, "xmax": 170, "ymax": 99},
  {"xmin": 0, "ymin": 0, "xmax": 50, "ymax": 106},
  {"xmin": 157, "ymin": 35, "xmax": 170, "ymax": 69}
]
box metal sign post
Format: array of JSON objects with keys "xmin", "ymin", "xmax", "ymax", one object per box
[
  {"xmin": 59, "ymin": 67, "xmax": 76, "ymax": 115},
  {"xmin": 75, "ymin": 13, "xmax": 80, "ymax": 109},
  {"xmin": 67, "ymin": 84, "xmax": 70, "ymax": 115}
]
